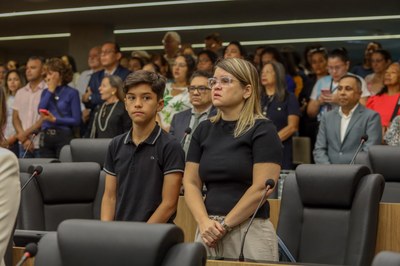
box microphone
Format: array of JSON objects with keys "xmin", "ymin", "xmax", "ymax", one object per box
[
  {"xmin": 349, "ymin": 134, "xmax": 368, "ymax": 165},
  {"xmin": 22, "ymin": 131, "xmax": 39, "ymax": 158},
  {"xmin": 16, "ymin": 243, "xmax": 38, "ymax": 266},
  {"xmin": 180, "ymin": 127, "xmax": 192, "ymax": 147},
  {"xmin": 238, "ymin": 179, "xmax": 275, "ymax": 262},
  {"xmin": 21, "ymin": 165, "xmax": 43, "ymax": 191}
]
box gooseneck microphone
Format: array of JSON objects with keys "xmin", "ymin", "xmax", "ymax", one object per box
[
  {"xmin": 349, "ymin": 135, "xmax": 368, "ymax": 165},
  {"xmin": 22, "ymin": 131, "xmax": 39, "ymax": 158},
  {"xmin": 21, "ymin": 165, "xmax": 43, "ymax": 191},
  {"xmin": 180, "ymin": 127, "xmax": 192, "ymax": 147},
  {"xmin": 16, "ymin": 243, "xmax": 38, "ymax": 266},
  {"xmin": 238, "ymin": 179, "xmax": 275, "ymax": 262}
]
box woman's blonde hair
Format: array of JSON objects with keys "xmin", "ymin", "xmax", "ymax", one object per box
[{"xmin": 210, "ymin": 58, "xmax": 264, "ymax": 137}]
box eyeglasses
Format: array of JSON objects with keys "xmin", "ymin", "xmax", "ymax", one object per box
[
  {"xmin": 208, "ymin": 76, "xmax": 237, "ymax": 88},
  {"xmin": 188, "ymin": 85, "xmax": 211, "ymax": 93}
]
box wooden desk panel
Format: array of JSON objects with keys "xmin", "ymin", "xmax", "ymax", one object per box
[
  {"xmin": 174, "ymin": 196, "xmax": 197, "ymax": 242},
  {"xmin": 376, "ymin": 202, "xmax": 400, "ymax": 253},
  {"xmin": 13, "ymin": 247, "xmax": 34, "ymax": 266},
  {"xmin": 175, "ymin": 196, "xmax": 400, "ymax": 254}
]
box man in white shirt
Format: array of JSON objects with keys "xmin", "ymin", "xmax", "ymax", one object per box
[
  {"xmin": 12, "ymin": 56, "xmax": 46, "ymax": 158},
  {"xmin": 313, "ymin": 75, "xmax": 382, "ymax": 164}
]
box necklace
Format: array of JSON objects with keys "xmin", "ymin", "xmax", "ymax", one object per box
[
  {"xmin": 97, "ymin": 101, "xmax": 119, "ymax": 131},
  {"xmin": 54, "ymin": 87, "xmax": 65, "ymax": 101},
  {"xmin": 262, "ymin": 94, "xmax": 275, "ymax": 117}
]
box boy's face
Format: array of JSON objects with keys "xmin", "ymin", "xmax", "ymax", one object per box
[{"xmin": 124, "ymin": 84, "xmax": 164, "ymax": 126}]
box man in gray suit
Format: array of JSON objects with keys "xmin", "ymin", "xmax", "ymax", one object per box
[
  {"xmin": 314, "ymin": 75, "xmax": 382, "ymax": 164},
  {"xmin": 170, "ymin": 70, "xmax": 215, "ymax": 154}
]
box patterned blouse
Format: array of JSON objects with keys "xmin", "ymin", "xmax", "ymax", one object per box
[
  {"xmin": 385, "ymin": 115, "xmax": 400, "ymax": 146},
  {"xmin": 159, "ymin": 82, "xmax": 192, "ymax": 129}
]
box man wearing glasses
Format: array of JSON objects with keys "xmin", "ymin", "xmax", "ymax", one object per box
[
  {"xmin": 170, "ymin": 70, "xmax": 215, "ymax": 154},
  {"xmin": 82, "ymin": 42, "xmax": 130, "ymax": 111}
]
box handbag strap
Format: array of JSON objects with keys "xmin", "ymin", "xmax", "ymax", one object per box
[
  {"xmin": 51, "ymin": 94, "xmax": 65, "ymax": 118},
  {"xmin": 390, "ymin": 95, "xmax": 400, "ymax": 123}
]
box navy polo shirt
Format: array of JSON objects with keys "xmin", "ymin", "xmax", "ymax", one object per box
[{"xmin": 104, "ymin": 124, "xmax": 185, "ymax": 222}]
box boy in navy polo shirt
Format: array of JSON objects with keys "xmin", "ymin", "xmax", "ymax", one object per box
[{"xmin": 101, "ymin": 70, "xmax": 185, "ymax": 223}]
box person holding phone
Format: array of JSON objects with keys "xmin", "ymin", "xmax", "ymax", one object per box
[
  {"xmin": 307, "ymin": 48, "xmax": 370, "ymax": 121},
  {"xmin": 38, "ymin": 58, "xmax": 81, "ymax": 158}
]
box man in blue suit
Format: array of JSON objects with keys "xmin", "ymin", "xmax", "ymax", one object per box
[
  {"xmin": 82, "ymin": 42, "xmax": 130, "ymax": 111},
  {"xmin": 314, "ymin": 75, "xmax": 382, "ymax": 164},
  {"xmin": 170, "ymin": 70, "xmax": 215, "ymax": 154}
]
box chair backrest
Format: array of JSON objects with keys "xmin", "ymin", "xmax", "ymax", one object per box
[
  {"xmin": 365, "ymin": 145, "xmax": 400, "ymax": 202},
  {"xmin": 277, "ymin": 164, "xmax": 384, "ymax": 266},
  {"xmin": 60, "ymin": 138, "xmax": 112, "ymax": 168},
  {"xmin": 372, "ymin": 251, "xmax": 400, "ymax": 266},
  {"xmin": 35, "ymin": 219, "xmax": 206, "ymax": 266},
  {"xmin": 18, "ymin": 158, "xmax": 60, "ymax": 173},
  {"xmin": 354, "ymin": 151, "xmax": 371, "ymax": 171},
  {"xmin": 59, "ymin": 145, "xmax": 72, "ymax": 162},
  {"xmin": 17, "ymin": 162, "xmax": 102, "ymax": 231}
]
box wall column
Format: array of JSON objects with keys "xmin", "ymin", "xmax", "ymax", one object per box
[{"xmin": 69, "ymin": 25, "xmax": 114, "ymax": 72}]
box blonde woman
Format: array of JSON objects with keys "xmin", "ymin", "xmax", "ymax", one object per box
[
  {"xmin": 87, "ymin": 75, "xmax": 131, "ymax": 138},
  {"xmin": 184, "ymin": 58, "xmax": 282, "ymax": 261}
]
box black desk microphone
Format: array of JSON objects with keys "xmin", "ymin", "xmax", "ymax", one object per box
[{"xmin": 238, "ymin": 179, "xmax": 275, "ymax": 261}]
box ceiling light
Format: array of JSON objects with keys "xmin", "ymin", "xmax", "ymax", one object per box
[
  {"xmin": 0, "ymin": 0, "xmax": 231, "ymax": 17},
  {"xmin": 0, "ymin": 33, "xmax": 70, "ymax": 41},
  {"xmin": 115, "ymin": 14, "xmax": 400, "ymax": 34},
  {"xmin": 120, "ymin": 34, "xmax": 400, "ymax": 51}
]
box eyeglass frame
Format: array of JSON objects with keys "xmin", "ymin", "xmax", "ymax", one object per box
[
  {"xmin": 208, "ymin": 76, "xmax": 240, "ymax": 88},
  {"xmin": 187, "ymin": 85, "xmax": 211, "ymax": 94}
]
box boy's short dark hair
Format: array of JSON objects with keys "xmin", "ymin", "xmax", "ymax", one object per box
[{"xmin": 123, "ymin": 70, "xmax": 166, "ymax": 99}]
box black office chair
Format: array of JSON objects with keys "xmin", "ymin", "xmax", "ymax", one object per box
[
  {"xmin": 59, "ymin": 138, "xmax": 112, "ymax": 168},
  {"xmin": 35, "ymin": 219, "xmax": 207, "ymax": 266},
  {"xmin": 364, "ymin": 145, "xmax": 400, "ymax": 202},
  {"xmin": 277, "ymin": 164, "xmax": 384, "ymax": 266},
  {"xmin": 15, "ymin": 162, "xmax": 104, "ymax": 246}
]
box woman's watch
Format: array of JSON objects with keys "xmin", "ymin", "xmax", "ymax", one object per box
[{"xmin": 220, "ymin": 220, "xmax": 233, "ymax": 232}]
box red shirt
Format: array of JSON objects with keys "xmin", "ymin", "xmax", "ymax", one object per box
[{"xmin": 366, "ymin": 93, "xmax": 400, "ymax": 127}]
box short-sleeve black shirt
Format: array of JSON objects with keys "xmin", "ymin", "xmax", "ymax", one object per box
[
  {"xmin": 104, "ymin": 124, "xmax": 185, "ymax": 222},
  {"xmin": 187, "ymin": 118, "xmax": 282, "ymax": 218}
]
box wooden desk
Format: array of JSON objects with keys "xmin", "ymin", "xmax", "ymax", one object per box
[
  {"xmin": 13, "ymin": 247, "xmax": 34, "ymax": 266},
  {"xmin": 175, "ymin": 197, "xmax": 400, "ymax": 253},
  {"xmin": 375, "ymin": 202, "xmax": 400, "ymax": 253}
]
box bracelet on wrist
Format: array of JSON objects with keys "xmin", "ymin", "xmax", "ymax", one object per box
[{"xmin": 220, "ymin": 220, "xmax": 233, "ymax": 232}]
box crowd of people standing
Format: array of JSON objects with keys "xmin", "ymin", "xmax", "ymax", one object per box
[{"xmin": 1, "ymin": 30, "xmax": 400, "ymax": 262}]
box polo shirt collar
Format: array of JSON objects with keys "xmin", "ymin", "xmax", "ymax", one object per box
[{"xmin": 123, "ymin": 124, "xmax": 162, "ymax": 145}]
